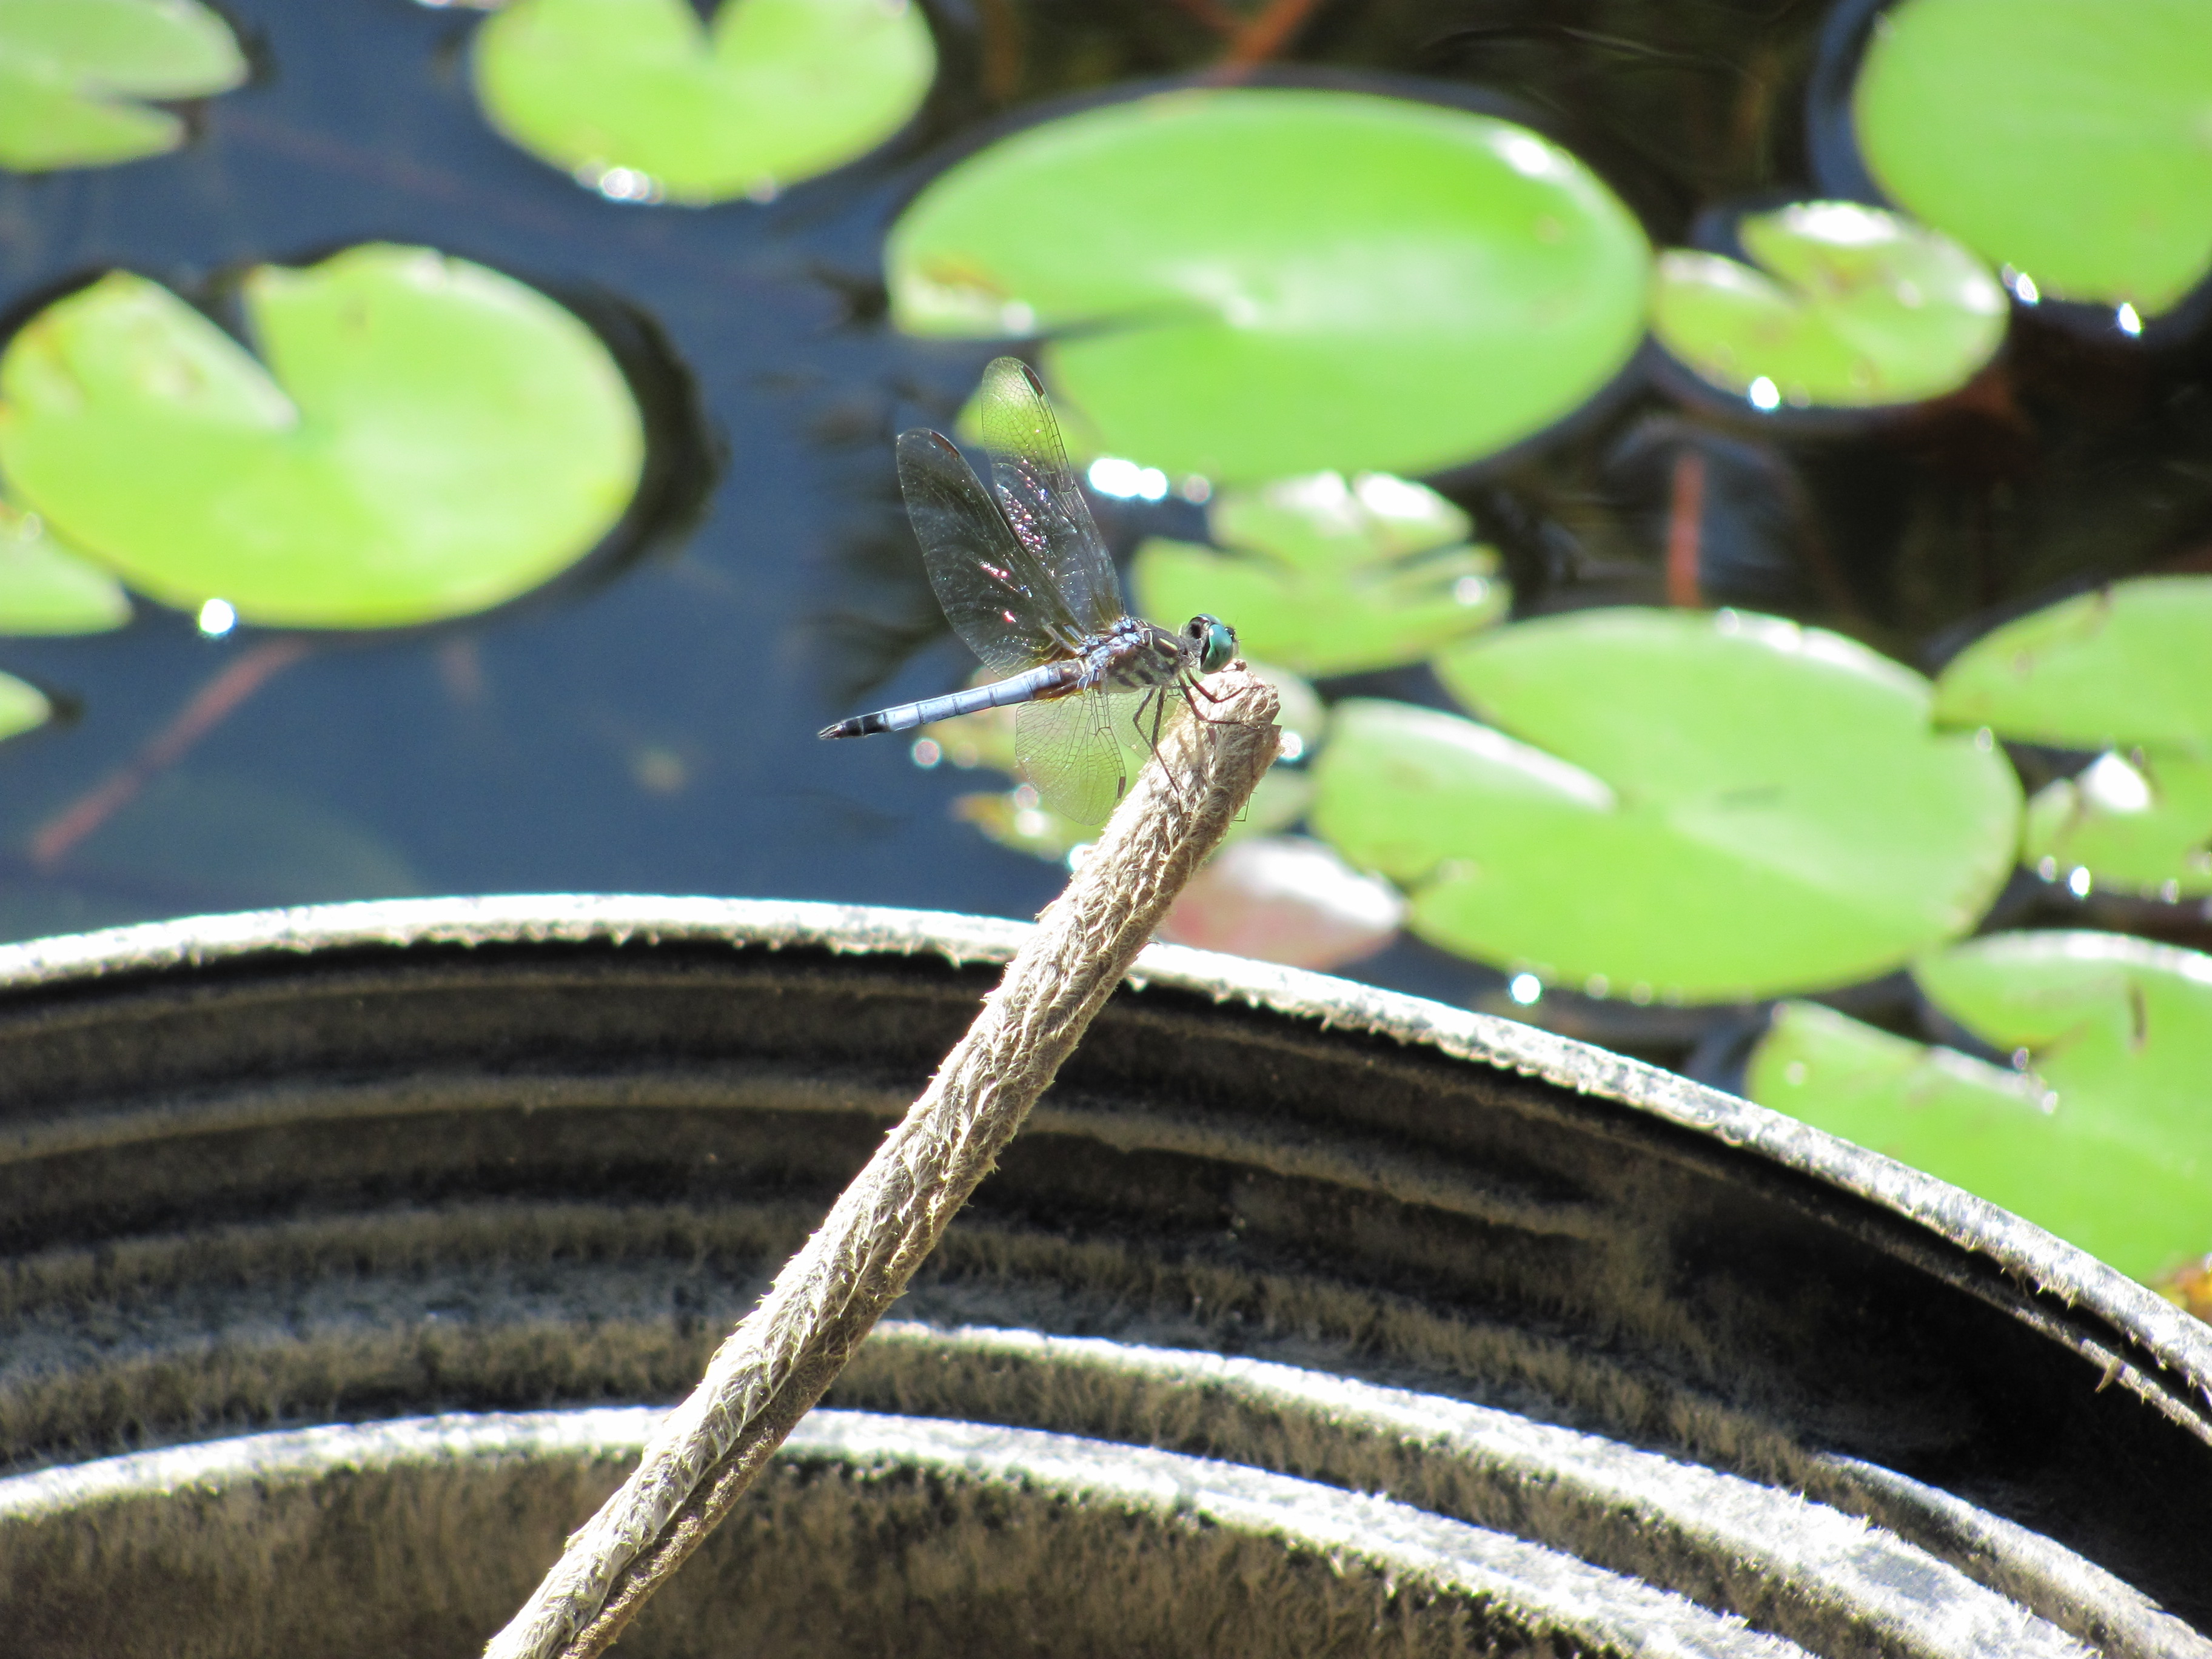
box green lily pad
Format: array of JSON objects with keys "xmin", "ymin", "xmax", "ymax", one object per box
[
  {"xmin": 0, "ymin": 0, "xmax": 244, "ymax": 172},
  {"xmin": 1852, "ymin": 0, "xmax": 2212, "ymax": 314},
  {"xmin": 1932, "ymin": 577, "xmax": 2212, "ymax": 757},
  {"xmin": 0, "ymin": 668, "xmax": 48, "ymax": 741},
  {"xmin": 0, "ymin": 245, "xmax": 646, "ymax": 629},
  {"xmin": 1133, "ymin": 471, "xmax": 1508, "ymax": 677},
  {"xmin": 1750, "ymin": 930, "xmax": 2212, "ymax": 1279},
  {"xmin": 888, "ymin": 88, "xmax": 1652, "ymax": 483},
  {"xmin": 2023, "ymin": 751, "xmax": 2212, "ymax": 899},
  {"xmin": 1312, "ymin": 609, "xmax": 2020, "ymax": 1000},
  {"xmin": 473, "ymin": 0, "xmax": 934, "ymax": 205},
  {"xmin": 1652, "ymin": 201, "xmax": 2006, "ymax": 408},
  {"xmin": 0, "ymin": 498, "xmax": 129, "ymax": 634}
]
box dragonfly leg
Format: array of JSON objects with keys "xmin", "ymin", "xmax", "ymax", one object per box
[
  {"xmin": 1121, "ymin": 685, "xmax": 1194, "ymax": 811},
  {"xmin": 1144, "ymin": 686, "xmax": 1184, "ymax": 805},
  {"xmin": 1179, "ymin": 673, "xmax": 1245, "ymax": 726}
]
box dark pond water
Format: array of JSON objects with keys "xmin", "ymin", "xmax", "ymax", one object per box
[{"xmin": 1, "ymin": 0, "xmax": 2207, "ymax": 1061}]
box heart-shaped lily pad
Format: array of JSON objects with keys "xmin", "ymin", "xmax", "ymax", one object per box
[
  {"xmin": 0, "ymin": 668, "xmax": 47, "ymax": 741},
  {"xmin": 1312, "ymin": 609, "xmax": 2020, "ymax": 1000},
  {"xmin": 1133, "ymin": 472, "xmax": 1507, "ymax": 677},
  {"xmin": 2023, "ymin": 751, "xmax": 2212, "ymax": 900},
  {"xmin": 1936, "ymin": 577, "xmax": 2212, "ymax": 897},
  {"xmin": 1751, "ymin": 930, "xmax": 2212, "ymax": 1279},
  {"xmin": 1652, "ymin": 201, "xmax": 2007, "ymax": 409},
  {"xmin": 888, "ymin": 87, "xmax": 1652, "ymax": 483},
  {"xmin": 0, "ymin": 497, "xmax": 129, "ymax": 634},
  {"xmin": 0, "ymin": 244, "xmax": 646, "ymax": 628},
  {"xmin": 1932, "ymin": 577, "xmax": 2212, "ymax": 756},
  {"xmin": 0, "ymin": 0, "xmax": 244, "ymax": 172},
  {"xmin": 473, "ymin": 0, "xmax": 934, "ymax": 205},
  {"xmin": 1851, "ymin": 0, "xmax": 2212, "ymax": 315}
]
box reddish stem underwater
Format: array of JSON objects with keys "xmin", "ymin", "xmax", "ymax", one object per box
[
  {"xmin": 30, "ymin": 637, "xmax": 312, "ymax": 870},
  {"xmin": 1665, "ymin": 447, "xmax": 1708, "ymax": 609}
]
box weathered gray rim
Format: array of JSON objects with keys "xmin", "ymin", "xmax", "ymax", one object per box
[{"xmin": 2, "ymin": 892, "xmax": 2203, "ymax": 1420}]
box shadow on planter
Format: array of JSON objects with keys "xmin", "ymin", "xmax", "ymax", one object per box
[{"xmin": 0, "ymin": 896, "xmax": 2204, "ymax": 1658}]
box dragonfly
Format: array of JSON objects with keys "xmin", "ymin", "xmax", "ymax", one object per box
[{"xmin": 820, "ymin": 357, "xmax": 1239, "ymax": 825}]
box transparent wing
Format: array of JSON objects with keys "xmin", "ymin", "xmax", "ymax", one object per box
[
  {"xmin": 896, "ymin": 429, "xmax": 1082, "ymax": 677},
  {"xmin": 977, "ymin": 357, "xmax": 1127, "ymax": 637},
  {"xmin": 1016, "ymin": 688, "xmax": 1163, "ymax": 827}
]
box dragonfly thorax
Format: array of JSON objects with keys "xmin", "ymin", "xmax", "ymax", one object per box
[{"xmin": 1089, "ymin": 616, "xmax": 1193, "ymax": 693}]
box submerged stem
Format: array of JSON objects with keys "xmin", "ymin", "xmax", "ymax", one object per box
[{"xmin": 30, "ymin": 637, "xmax": 311, "ymax": 870}]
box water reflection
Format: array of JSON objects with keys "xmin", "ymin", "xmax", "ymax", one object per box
[{"xmin": 0, "ymin": 0, "xmax": 2204, "ymax": 1078}]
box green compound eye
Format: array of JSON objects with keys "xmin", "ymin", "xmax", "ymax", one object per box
[{"xmin": 1188, "ymin": 614, "xmax": 1237, "ymax": 675}]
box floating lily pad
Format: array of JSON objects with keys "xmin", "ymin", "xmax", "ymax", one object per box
[
  {"xmin": 2023, "ymin": 751, "xmax": 2212, "ymax": 899},
  {"xmin": 888, "ymin": 88, "xmax": 1652, "ymax": 483},
  {"xmin": 1852, "ymin": 0, "xmax": 2212, "ymax": 315},
  {"xmin": 1652, "ymin": 201, "xmax": 2006, "ymax": 408},
  {"xmin": 0, "ymin": 668, "xmax": 48, "ymax": 741},
  {"xmin": 1932, "ymin": 577, "xmax": 2212, "ymax": 756},
  {"xmin": 1133, "ymin": 471, "xmax": 1507, "ymax": 677},
  {"xmin": 1936, "ymin": 580, "xmax": 2212, "ymax": 896},
  {"xmin": 1751, "ymin": 997, "xmax": 2049, "ymax": 1142},
  {"xmin": 474, "ymin": 0, "xmax": 934, "ymax": 204},
  {"xmin": 1751, "ymin": 930, "xmax": 2212, "ymax": 1278},
  {"xmin": 0, "ymin": 245, "xmax": 646, "ymax": 629},
  {"xmin": 0, "ymin": 0, "xmax": 244, "ymax": 172},
  {"xmin": 1313, "ymin": 609, "xmax": 2020, "ymax": 1000},
  {"xmin": 0, "ymin": 498, "xmax": 129, "ymax": 634}
]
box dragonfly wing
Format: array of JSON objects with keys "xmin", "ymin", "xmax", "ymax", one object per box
[
  {"xmin": 897, "ymin": 428, "xmax": 1081, "ymax": 677},
  {"xmin": 1016, "ymin": 688, "xmax": 1159, "ymax": 827},
  {"xmin": 977, "ymin": 357, "xmax": 1127, "ymax": 637}
]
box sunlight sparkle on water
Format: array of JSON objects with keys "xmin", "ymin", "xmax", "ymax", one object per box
[
  {"xmin": 2117, "ymin": 303, "xmax": 2143, "ymax": 337},
  {"xmin": 578, "ymin": 166, "xmax": 665, "ymax": 204},
  {"xmin": 1788, "ymin": 201, "xmax": 1893, "ymax": 246},
  {"xmin": 197, "ymin": 598, "xmax": 236, "ymax": 636},
  {"xmin": 2081, "ymin": 752, "xmax": 2151, "ymax": 814},
  {"xmin": 1087, "ymin": 457, "xmax": 1169, "ymax": 500},
  {"xmin": 1748, "ymin": 377, "xmax": 1781, "ymax": 412},
  {"xmin": 1508, "ymin": 973, "xmax": 1542, "ymax": 1005},
  {"xmin": 1498, "ymin": 132, "xmax": 1564, "ymax": 180},
  {"xmin": 2000, "ymin": 266, "xmax": 2040, "ymax": 306}
]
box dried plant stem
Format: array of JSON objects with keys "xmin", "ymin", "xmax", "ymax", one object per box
[{"xmin": 485, "ymin": 666, "xmax": 1281, "ymax": 1659}]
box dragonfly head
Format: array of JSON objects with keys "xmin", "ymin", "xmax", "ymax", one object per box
[{"xmin": 1185, "ymin": 614, "xmax": 1238, "ymax": 676}]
